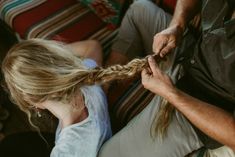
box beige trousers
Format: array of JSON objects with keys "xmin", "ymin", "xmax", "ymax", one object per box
[
  {"xmin": 99, "ymin": 1, "xmax": 203, "ymax": 154},
  {"xmin": 204, "ymin": 146, "xmax": 235, "ymax": 157}
]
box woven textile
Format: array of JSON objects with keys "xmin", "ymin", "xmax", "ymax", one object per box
[
  {"xmin": 0, "ymin": 0, "xmax": 120, "ymax": 54},
  {"xmin": 1, "ymin": 0, "xmax": 108, "ymax": 42}
]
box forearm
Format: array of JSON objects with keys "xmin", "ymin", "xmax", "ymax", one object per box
[
  {"xmin": 170, "ymin": 0, "xmax": 201, "ymax": 30},
  {"xmin": 165, "ymin": 88, "xmax": 235, "ymax": 150},
  {"xmin": 68, "ymin": 40, "xmax": 103, "ymax": 66}
]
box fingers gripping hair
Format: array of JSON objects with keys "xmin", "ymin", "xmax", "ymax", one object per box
[{"xmin": 80, "ymin": 54, "xmax": 164, "ymax": 85}]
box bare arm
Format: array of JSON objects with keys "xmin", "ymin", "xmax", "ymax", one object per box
[
  {"xmin": 142, "ymin": 56, "xmax": 235, "ymax": 150},
  {"xmin": 153, "ymin": 0, "xmax": 202, "ymax": 56},
  {"xmin": 68, "ymin": 40, "xmax": 111, "ymax": 93},
  {"xmin": 170, "ymin": 0, "xmax": 202, "ymax": 30},
  {"xmin": 168, "ymin": 89, "xmax": 235, "ymax": 150},
  {"xmin": 68, "ymin": 40, "xmax": 103, "ymax": 66}
]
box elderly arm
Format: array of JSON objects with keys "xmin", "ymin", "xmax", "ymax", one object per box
[
  {"xmin": 153, "ymin": 0, "xmax": 202, "ymax": 56},
  {"xmin": 170, "ymin": 0, "xmax": 201, "ymax": 30},
  {"xmin": 142, "ymin": 56, "xmax": 235, "ymax": 150},
  {"xmin": 168, "ymin": 89, "xmax": 235, "ymax": 150}
]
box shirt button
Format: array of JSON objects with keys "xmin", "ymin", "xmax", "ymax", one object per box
[{"xmin": 190, "ymin": 59, "xmax": 195, "ymax": 64}]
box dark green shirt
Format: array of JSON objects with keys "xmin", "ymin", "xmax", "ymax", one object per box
[
  {"xmin": 181, "ymin": 0, "xmax": 235, "ymax": 108},
  {"xmin": 176, "ymin": 0, "xmax": 235, "ymax": 148}
]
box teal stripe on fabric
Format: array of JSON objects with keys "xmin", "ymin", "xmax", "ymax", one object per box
[{"xmin": 1, "ymin": 0, "xmax": 31, "ymax": 20}]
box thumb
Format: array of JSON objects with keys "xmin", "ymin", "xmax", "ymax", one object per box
[{"xmin": 148, "ymin": 56, "xmax": 160, "ymax": 75}]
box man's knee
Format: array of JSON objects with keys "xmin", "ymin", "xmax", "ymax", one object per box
[
  {"xmin": 128, "ymin": 0, "xmax": 154, "ymax": 18},
  {"xmin": 130, "ymin": 0, "xmax": 154, "ymax": 10},
  {"xmin": 126, "ymin": 0, "xmax": 164, "ymax": 25}
]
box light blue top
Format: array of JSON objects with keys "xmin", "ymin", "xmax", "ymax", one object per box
[{"xmin": 50, "ymin": 59, "xmax": 112, "ymax": 157}]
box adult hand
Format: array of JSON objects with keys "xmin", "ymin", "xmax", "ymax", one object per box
[
  {"xmin": 141, "ymin": 56, "xmax": 176, "ymax": 98},
  {"xmin": 152, "ymin": 25, "xmax": 184, "ymax": 57}
]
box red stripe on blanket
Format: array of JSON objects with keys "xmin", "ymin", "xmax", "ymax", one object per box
[
  {"xmin": 51, "ymin": 13, "xmax": 106, "ymax": 43},
  {"xmin": 12, "ymin": 0, "xmax": 77, "ymax": 38}
]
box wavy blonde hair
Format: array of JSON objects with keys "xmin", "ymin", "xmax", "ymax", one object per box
[{"xmin": 2, "ymin": 39, "xmax": 174, "ymax": 138}]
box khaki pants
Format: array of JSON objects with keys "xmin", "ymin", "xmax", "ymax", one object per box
[
  {"xmin": 101, "ymin": 0, "xmax": 233, "ymax": 157},
  {"xmin": 99, "ymin": 2, "xmax": 203, "ymax": 155},
  {"xmin": 204, "ymin": 146, "xmax": 235, "ymax": 157},
  {"xmin": 112, "ymin": 0, "xmax": 172, "ymax": 59},
  {"xmin": 189, "ymin": 146, "xmax": 235, "ymax": 157}
]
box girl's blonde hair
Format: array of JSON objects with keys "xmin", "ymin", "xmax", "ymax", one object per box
[{"xmin": 2, "ymin": 38, "xmax": 174, "ymax": 138}]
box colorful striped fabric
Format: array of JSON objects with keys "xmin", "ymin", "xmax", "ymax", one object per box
[
  {"xmin": 1, "ymin": 0, "xmax": 46, "ymax": 27},
  {"xmin": 0, "ymin": 0, "xmax": 121, "ymax": 55},
  {"xmin": 0, "ymin": 0, "xmax": 155, "ymax": 132}
]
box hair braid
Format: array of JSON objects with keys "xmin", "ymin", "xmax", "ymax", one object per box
[
  {"xmin": 76, "ymin": 56, "xmax": 174, "ymax": 139},
  {"xmin": 78, "ymin": 56, "xmax": 174, "ymax": 139},
  {"xmin": 80, "ymin": 58, "xmax": 148, "ymax": 85}
]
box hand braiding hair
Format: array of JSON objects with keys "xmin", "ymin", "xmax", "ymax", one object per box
[
  {"xmin": 81, "ymin": 54, "xmax": 163, "ymax": 85},
  {"xmin": 81, "ymin": 54, "xmax": 174, "ymax": 139}
]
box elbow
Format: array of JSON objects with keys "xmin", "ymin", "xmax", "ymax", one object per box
[
  {"xmin": 229, "ymin": 120, "xmax": 235, "ymax": 150},
  {"xmin": 219, "ymin": 118, "xmax": 235, "ymax": 151}
]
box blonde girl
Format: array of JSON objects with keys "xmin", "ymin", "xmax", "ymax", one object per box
[{"xmin": 2, "ymin": 38, "xmax": 147, "ymax": 157}]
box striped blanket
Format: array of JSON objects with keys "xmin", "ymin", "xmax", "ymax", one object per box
[
  {"xmin": 0, "ymin": 0, "xmax": 117, "ymax": 54},
  {"xmin": 0, "ymin": 0, "xmax": 154, "ymax": 132}
]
